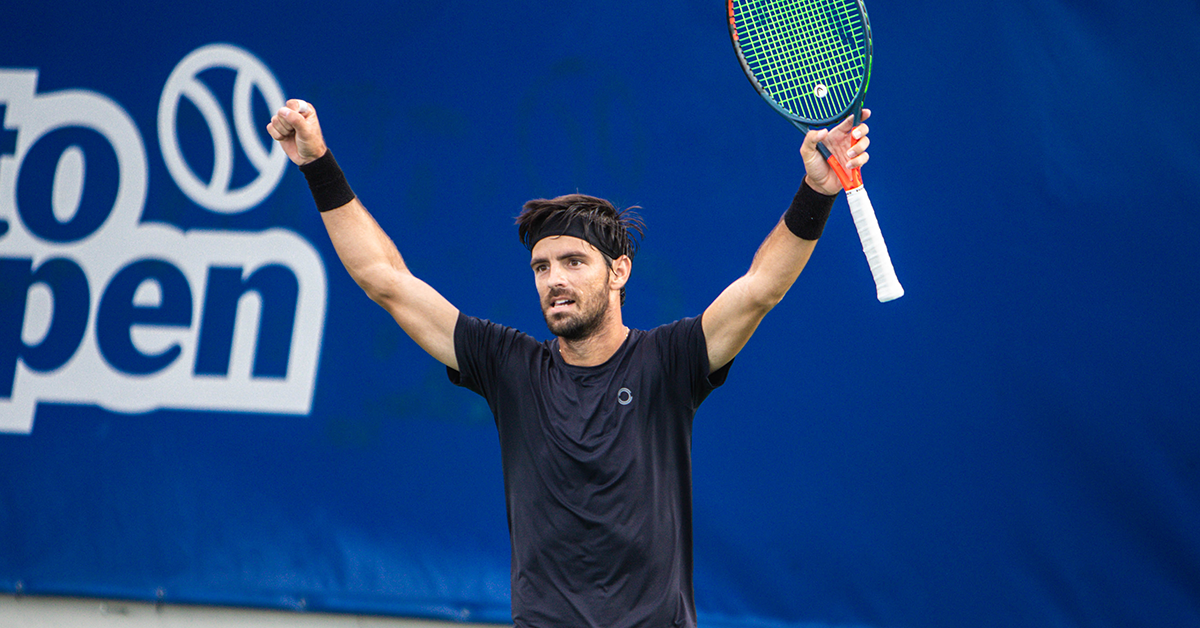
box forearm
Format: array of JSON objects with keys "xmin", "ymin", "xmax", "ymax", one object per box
[
  {"xmin": 299, "ymin": 150, "xmax": 410, "ymax": 300},
  {"xmin": 702, "ymin": 180, "xmax": 834, "ymax": 370},
  {"xmin": 320, "ymin": 199, "xmax": 411, "ymax": 303},
  {"xmin": 318, "ymin": 195, "xmax": 459, "ymax": 369},
  {"xmin": 741, "ymin": 180, "xmax": 833, "ymax": 306},
  {"xmin": 741, "ymin": 219, "xmax": 818, "ymax": 308}
]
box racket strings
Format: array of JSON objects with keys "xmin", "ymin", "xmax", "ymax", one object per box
[{"xmin": 733, "ymin": 0, "xmax": 867, "ymax": 123}]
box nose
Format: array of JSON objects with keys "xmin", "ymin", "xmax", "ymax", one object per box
[{"xmin": 545, "ymin": 261, "xmax": 568, "ymax": 288}]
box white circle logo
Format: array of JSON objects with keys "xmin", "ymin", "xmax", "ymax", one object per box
[
  {"xmin": 813, "ymin": 83, "xmax": 828, "ymax": 99},
  {"xmin": 617, "ymin": 387, "xmax": 633, "ymax": 406},
  {"xmin": 158, "ymin": 44, "xmax": 287, "ymax": 213}
]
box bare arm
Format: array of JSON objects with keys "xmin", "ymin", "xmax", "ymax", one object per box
[
  {"xmin": 702, "ymin": 214, "xmax": 818, "ymax": 372},
  {"xmin": 702, "ymin": 109, "xmax": 872, "ymax": 371},
  {"xmin": 267, "ymin": 100, "xmax": 460, "ymax": 370}
]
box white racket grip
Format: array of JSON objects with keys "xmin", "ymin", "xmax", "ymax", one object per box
[{"xmin": 846, "ymin": 187, "xmax": 904, "ymax": 302}]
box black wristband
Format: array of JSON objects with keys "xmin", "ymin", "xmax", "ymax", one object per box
[
  {"xmin": 299, "ymin": 150, "xmax": 356, "ymax": 212},
  {"xmin": 783, "ymin": 180, "xmax": 836, "ymax": 241}
]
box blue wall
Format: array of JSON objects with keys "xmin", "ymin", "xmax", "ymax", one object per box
[{"xmin": 2, "ymin": 2, "xmax": 1198, "ymax": 627}]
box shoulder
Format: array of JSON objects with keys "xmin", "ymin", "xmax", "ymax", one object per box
[
  {"xmin": 449, "ymin": 313, "xmax": 547, "ymax": 392},
  {"xmin": 630, "ymin": 316, "xmax": 729, "ymax": 404},
  {"xmin": 629, "ymin": 316, "xmax": 708, "ymax": 369},
  {"xmin": 455, "ymin": 312, "xmax": 548, "ymax": 359},
  {"xmin": 640, "ymin": 316, "xmax": 705, "ymax": 346}
]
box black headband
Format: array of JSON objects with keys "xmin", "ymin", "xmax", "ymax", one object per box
[{"xmin": 525, "ymin": 213, "xmax": 622, "ymax": 260}]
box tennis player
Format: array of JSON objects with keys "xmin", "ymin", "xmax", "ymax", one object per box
[{"xmin": 268, "ymin": 100, "xmax": 869, "ymax": 628}]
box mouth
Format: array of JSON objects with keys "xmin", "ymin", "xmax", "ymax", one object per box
[{"xmin": 547, "ymin": 297, "xmax": 576, "ymax": 313}]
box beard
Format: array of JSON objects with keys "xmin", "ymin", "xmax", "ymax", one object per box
[{"xmin": 543, "ymin": 287, "xmax": 610, "ymax": 341}]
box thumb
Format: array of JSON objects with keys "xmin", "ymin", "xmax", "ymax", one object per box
[
  {"xmin": 800, "ymin": 128, "xmax": 829, "ymax": 171},
  {"xmin": 277, "ymin": 99, "xmax": 312, "ymax": 132},
  {"xmin": 799, "ymin": 128, "xmax": 844, "ymax": 195}
]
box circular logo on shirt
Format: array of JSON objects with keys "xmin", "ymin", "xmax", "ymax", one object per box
[{"xmin": 617, "ymin": 387, "xmax": 633, "ymax": 406}]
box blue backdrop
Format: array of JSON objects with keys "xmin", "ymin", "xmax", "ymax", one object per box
[{"xmin": 2, "ymin": 1, "xmax": 1198, "ymax": 627}]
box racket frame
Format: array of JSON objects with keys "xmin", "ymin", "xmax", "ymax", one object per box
[{"xmin": 727, "ymin": 0, "xmax": 873, "ymax": 131}]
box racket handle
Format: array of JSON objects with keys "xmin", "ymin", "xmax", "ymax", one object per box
[{"xmin": 845, "ymin": 187, "xmax": 904, "ymax": 302}]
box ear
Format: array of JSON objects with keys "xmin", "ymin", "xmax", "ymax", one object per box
[{"xmin": 608, "ymin": 255, "xmax": 632, "ymax": 290}]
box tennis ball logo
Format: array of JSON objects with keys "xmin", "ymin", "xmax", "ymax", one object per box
[
  {"xmin": 159, "ymin": 44, "xmax": 290, "ymax": 213},
  {"xmin": 813, "ymin": 83, "xmax": 828, "ymax": 99}
]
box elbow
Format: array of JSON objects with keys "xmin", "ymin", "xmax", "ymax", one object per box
[
  {"xmin": 361, "ymin": 282, "xmax": 392, "ymax": 306},
  {"xmin": 738, "ymin": 283, "xmax": 786, "ymax": 319},
  {"xmin": 743, "ymin": 259, "xmax": 803, "ymax": 312},
  {"xmin": 725, "ymin": 272, "xmax": 789, "ymax": 317},
  {"xmin": 353, "ymin": 262, "xmax": 408, "ymax": 306},
  {"xmin": 754, "ymin": 289, "xmax": 787, "ymax": 313},
  {"xmin": 745, "ymin": 273, "xmax": 791, "ymax": 312}
]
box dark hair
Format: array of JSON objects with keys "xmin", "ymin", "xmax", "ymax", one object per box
[{"xmin": 516, "ymin": 194, "xmax": 645, "ymax": 304}]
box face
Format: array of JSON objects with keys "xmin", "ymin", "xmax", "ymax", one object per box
[{"xmin": 530, "ymin": 235, "xmax": 614, "ymax": 340}]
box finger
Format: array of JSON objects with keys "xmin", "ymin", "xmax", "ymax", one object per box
[
  {"xmin": 845, "ymin": 134, "xmax": 869, "ymax": 160},
  {"xmin": 847, "ymin": 151, "xmax": 869, "ymax": 170},
  {"xmin": 273, "ymin": 107, "xmax": 298, "ymax": 133},
  {"xmin": 267, "ymin": 113, "xmax": 295, "ymax": 140},
  {"xmin": 286, "ymin": 98, "xmax": 312, "ymax": 117},
  {"xmin": 833, "ymin": 115, "xmax": 855, "ymax": 135},
  {"xmin": 844, "ymin": 108, "xmax": 871, "ymax": 127}
]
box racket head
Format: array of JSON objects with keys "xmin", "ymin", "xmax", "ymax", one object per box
[{"xmin": 728, "ymin": 0, "xmax": 873, "ymax": 128}]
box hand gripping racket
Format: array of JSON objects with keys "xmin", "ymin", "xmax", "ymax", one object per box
[{"xmin": 728, "ymin": 0, "xmax": 903, "ymax": 302}]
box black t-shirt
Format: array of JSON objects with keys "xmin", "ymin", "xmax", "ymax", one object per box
[{"xmin": 448, "ymin": 312, "xmax": 731, "ymax": 628}]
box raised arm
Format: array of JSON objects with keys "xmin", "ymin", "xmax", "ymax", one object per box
[
  {"xmin": 702, "ymin": 110, "xmax": 871, "ymax": 372},
  {"xmin": 267, "ymin": 100, "xmax": 460, "ymax": 370}
]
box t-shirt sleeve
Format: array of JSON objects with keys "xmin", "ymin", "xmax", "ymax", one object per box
[
  {"xmin": 660, "ymin": 315, "xmax": 732, "ymax": 409},
  {"xmin": 446, "ymin": 311, "xmax": 532, "ymax": 400}
]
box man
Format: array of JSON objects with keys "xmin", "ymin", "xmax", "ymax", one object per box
[{"xmin": 267, "ymin": 99, "xmax": 870, "ymax": 627}]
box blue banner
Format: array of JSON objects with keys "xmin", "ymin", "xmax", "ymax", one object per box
[{"xmin": 2, "ymin": 1, "xmax": 1198, "ymax": 627}]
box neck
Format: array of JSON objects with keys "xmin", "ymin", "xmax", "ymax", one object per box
[{"xmin": 558, "ymin": 312, "xmax": 628, "ymax": 367}]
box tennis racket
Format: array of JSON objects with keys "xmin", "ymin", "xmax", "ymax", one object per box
[{"xmin": 728, "ymin": 0, "xmax": 903, "ymax": 302}]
